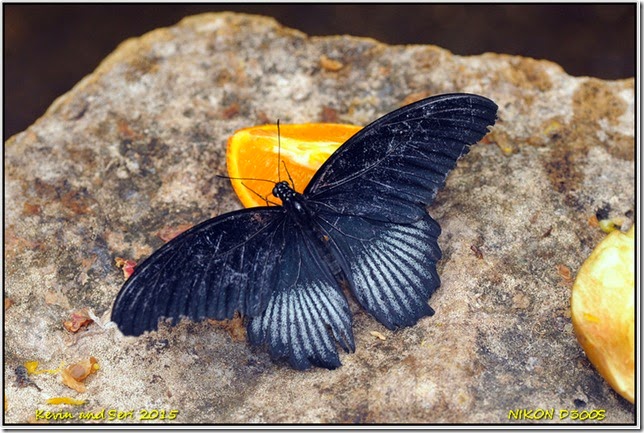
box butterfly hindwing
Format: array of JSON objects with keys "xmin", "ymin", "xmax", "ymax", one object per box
[
  {"xmin": 111, "ymin": 207, "xmax": 286, "ymax": 336},
  {"xmin": 305, "ymin": 94, "xmax": 498, "ymax": 222},
  {"xmin": 314, "ymin": 209, "xmax": 442, "ymax": 329},
  {"xmin": 247, "ymin": 220, "xmax": 355, "ymax": 369}
]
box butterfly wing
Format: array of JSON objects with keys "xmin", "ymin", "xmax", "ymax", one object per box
[
  {"xmin": 302, "ymin": 94, "xmax": 497, "ymax": 328},
  {"xmin": 112, "ymin": 206, "xmax": 355, "ymax": 370},
  {"xmin": 111, "ymin": 207, "xmax": 287, "ymax": 336},
  {"xmin": 314, "ymin": 210, "xmax": 441, "ymax": 329},
  {"xmin": 304, "ymin": 94, "xmax": 498, "ymax": 222},
  {"xmin": 247, "ymin": 217, "xmax": 355, "ymax": 370}
]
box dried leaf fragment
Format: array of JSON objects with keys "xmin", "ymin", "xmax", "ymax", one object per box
[
  {"xmin": 63, "ymin": 309, "xmax": 93, "ymax": 333},
  {"xmin": 115, "ymin": 257, "xmax": 137, "ymax": 279},
  {"xmin": 61, "ymin": 357, "xmax": 99, "ymax": 393}
]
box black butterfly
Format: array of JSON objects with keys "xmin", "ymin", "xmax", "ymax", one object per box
[{"xmin": 111, "ymin": 93, "xmax": 498, "ymax": 370}]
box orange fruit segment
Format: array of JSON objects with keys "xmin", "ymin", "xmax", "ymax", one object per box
[
  {"xmin": 226, "ymin": 123, "xmax": 362, "ymax": 207},
  {"xmin": 571, "ymin": 225, "xmax": 635, "ymax": 403}
]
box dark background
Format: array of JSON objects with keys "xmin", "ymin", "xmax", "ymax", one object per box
[{"xmin": 4, "ymin": 4, "xmax": 636, "ymax": 139}]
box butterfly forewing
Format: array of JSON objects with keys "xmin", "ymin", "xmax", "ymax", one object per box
[
  {"xmin": 111, "ymin": 207, "xmax": 286, "ymax": 336},
  {"xmin": 305, "ymin": 94, "xmax": 498, "ymax": 222}
]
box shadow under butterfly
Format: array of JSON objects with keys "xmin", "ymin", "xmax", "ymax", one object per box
[{"xmin": 111, "ymin": 93, "xmax": 498, "ymax": 370}]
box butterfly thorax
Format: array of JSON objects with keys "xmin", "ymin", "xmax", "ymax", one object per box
[
  {"xmin": 273, "ymin": 181, "xmax": 319, "ymax": 240},
  {"xmin": 273, "ymin": 181, "xmax": 306, "ymax": 213}
]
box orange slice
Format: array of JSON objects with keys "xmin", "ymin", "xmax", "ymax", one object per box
[
  {"xmin": 226, "ymin": 123, "xmax": 362, "ymax": 207},
  {"xmin": 571, "ymin": 225, "xmax": 635, "ymax": 403}
]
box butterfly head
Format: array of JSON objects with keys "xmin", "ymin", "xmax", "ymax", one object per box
[{"xmin": 272, "ymin": 181, "xmax": 296, "ymax": 202}]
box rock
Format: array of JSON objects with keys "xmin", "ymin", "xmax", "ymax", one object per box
[{"xmin": 4, "ymin": 12, "xmax": 634, "ymax": 424}]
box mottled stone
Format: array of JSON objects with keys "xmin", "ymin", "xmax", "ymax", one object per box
[{"xmin": 4, "ymin": 12, "xmax": 634, "ymax": 424}]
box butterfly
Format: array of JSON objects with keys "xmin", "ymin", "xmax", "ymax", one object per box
[{"xmin": 111, "ymin": 93, "xmax": 498, "ymax": 370}]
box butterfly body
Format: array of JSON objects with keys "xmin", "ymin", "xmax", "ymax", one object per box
[{"xmin": 112, "ymin": 94, "xmax": 498, "ymax": 370}]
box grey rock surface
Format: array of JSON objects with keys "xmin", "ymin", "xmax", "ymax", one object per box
[{"xmin": 4, "ymin": 12, "xmax": 634, "ymax": 424}]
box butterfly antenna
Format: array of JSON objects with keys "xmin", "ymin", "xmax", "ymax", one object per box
[
  {"xmin": 277, "ymin": 119, "xmax": 282, "ymax": 183},
  {"xmin": 282, "ymin": 160, "xmax": 296, "ymax": 190},
  {"xmin": 215, "ymin": 174, "xmax": 277, "ymax": 184},
  {"xmin": 274, "ymin": 120, "xmax": 296, "ymax": 189},
  {"xmin": 241, "ymin": 182, "xmax": 279, "ymax": 206}
]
